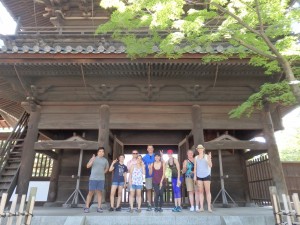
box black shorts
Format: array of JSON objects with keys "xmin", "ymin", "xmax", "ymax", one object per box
[{"xmin": 197, "ymin": 175, "xmax": 211, "ymax": 181}]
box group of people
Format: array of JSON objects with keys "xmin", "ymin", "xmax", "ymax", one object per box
[{"xmin": 83, "ymin": 144, "xmax": 212, "ymax": 213}]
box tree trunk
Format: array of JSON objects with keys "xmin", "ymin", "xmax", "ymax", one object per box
[
  {"xmin": 261, "ymin": 102, "xmax": 288, "ymax": 201},
  {"xmin": 278, "ymin": 56, "xmax": 300, "ymax": 105}
]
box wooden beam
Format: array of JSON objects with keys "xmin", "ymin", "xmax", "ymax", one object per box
[
  {"xmin": 98, "ymin": 104, "xmax": 110, "ymax": 155},
  {"xmin": 192, "ymin": 105, "xmax": 205, "ymax": 147},
  {"xmin": 35, "ymin": 150, "xmax": 59, "ymax": 160},
  {"xmin": 204, "ymin": 140, "xmax": 267, "ymax": 150},
  {"xmin": 17, "ymin": 106, "xmax": 41, "ymax": 195},
  {"xmin": 34, "ymin": 140, "xmax": 99, "ymax": 150}
]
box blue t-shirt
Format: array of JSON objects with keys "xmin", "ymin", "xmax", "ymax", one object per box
[
  {"xmin": 112, "ymin": 162, "xmax": 128, "ymax": 183},
  {"xmin": 143, "ymin": 154, "xmax": 155, "ymax": 178}
]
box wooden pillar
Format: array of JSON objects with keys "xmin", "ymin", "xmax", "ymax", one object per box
[
  {"xmin": 261, "ymin": 102, "xmax": 288, "ymax": 200},
  {"xmin": 98, "ymin": 104, "xmax": 110, "ymax": 202},
  {"xmin": 192, "ymin": 105, "xmax": 205, "ymax": 147},
  {"xmin": 47, "ymin": 150, "xmax": 62, "ymax": 202},
  {"xmin": 98, "ymin": 104, "xmax": 110, "ymax": 155},
  {"xmin": 16, "ymin": 105, "xmax": 41, "ymax": 195}
]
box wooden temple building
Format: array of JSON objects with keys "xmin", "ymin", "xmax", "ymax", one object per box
[{"xmin": 0, "ymin": 0, "xmax": 290, "ymax": 206}]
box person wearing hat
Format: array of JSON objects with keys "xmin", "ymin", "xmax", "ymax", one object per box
[
  {"xmin": 149, "ymin": 152, "xmax": 166, "ymax": 212},
  {"xmin": 193, "ymin": 144, "xmax": 213, "ymax": 212},
  {"xmin": 166, "ymin": 149, "xmax": 183, "ymax": 212}
]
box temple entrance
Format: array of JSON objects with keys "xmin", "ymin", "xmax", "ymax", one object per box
[{"xmin": 109, "ymin": 130, "xmax": 191, "ymax": 206}]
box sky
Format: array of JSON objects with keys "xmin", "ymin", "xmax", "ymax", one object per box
[{"xmin": 0, "ymin": 2, "xmax": 300, "ymax": 152}]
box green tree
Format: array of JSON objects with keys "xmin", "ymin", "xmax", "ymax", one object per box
[
  {"xmin": 278, "ymin": 127, "xmax": 300, "ymax": 161},
  {"xmin": 97, "ymin": 0, "xmax": 300, "ymax": 117}
]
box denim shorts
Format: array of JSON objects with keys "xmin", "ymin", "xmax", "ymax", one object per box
[
  {"xmin": 89, "ymin": 180, "xmax": 105, "ymax": 191},
  {"xmin": 112, "ymin": 181, "xmax": 125, "ymax": 186},
  {"xmin": 131, "ymin": 184, "xmax": 143, "ymax": 190}
]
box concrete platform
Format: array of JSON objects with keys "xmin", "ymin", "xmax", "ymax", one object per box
[{"xmin": 22, "ymin": 206, "xmax": 275, "ymax": 225}]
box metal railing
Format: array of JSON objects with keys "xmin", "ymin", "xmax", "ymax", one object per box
[{"xmin": 0, "ymin": 112, "xmax": 29, "ymax": 175}]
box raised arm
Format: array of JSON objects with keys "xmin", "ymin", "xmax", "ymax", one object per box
[
  {"xmin": 86, "ymin": 154, "xmax": 95, "ymax": 168},
  {"xmin": 109, "ymin": 159, "xmax": 118, "ymax": 172}
]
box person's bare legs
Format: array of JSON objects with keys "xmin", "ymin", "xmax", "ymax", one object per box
[
  {"xmin": 195, "ymin": 188, "xmax": 200, "ymax": 209},
  {"xmin": 110, "ymin": 185, "xmax": 117, "ymax": 208},
  {"xmin": 136, "ymin": 190, "xmax": 142, "ymax": 209},
  {"xmin": 96, "ymin": 190, "xmax": 102, "ymax": 208},
  {"xmin": 204, "ymin": 181, "xmax": 212, "ymax": 212},
  {"xmin": 116, "ymin": 186, "xmax": 123, "ymax": 208},
  {"xmin": 188, "ymin": 191, "xmax": 194, "ymax": 207},
  {"xmin": 146, "ymin": 189, "xmax": 152, "ymax": 205},
  {"xmin": 197, "ymin": 180, "xmax": 204, "ymax": 211},
  {"xmin": 130, "ymin": 190, "xmax": 135, "ymax": 209},
  {"xmin": 85, "ymin": 191, "xmax": 95, "ymax": 208}
]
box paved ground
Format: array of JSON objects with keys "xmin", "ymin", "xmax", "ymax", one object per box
[
  {"xmin": 33, "ymin": 205, "xmax": 274, "ymax": 217},
  {"xmin": 1, "ymin": 206, "xmax": 275, "ymax": 225}
]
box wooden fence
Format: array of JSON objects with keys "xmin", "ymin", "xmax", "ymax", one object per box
[
  {"xmin": 246, "ymin": 155, "xmax": 300, "ymax": 205},
  {"xmin": 269, "ymin": 186, "xmax": 300, "ymax": 225},
  {"xmin": 0, "ymin": 187, "xmax": 36, "ymax": 225}
]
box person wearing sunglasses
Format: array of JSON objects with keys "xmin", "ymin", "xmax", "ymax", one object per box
[{"xmin": 126, "ymin": 150, "xmax": 139, "ymax": 208}]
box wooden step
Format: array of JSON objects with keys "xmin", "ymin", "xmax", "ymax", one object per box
[
  {"xmin": 0, "ymin": 183, "xmax": 9, "ymax": 189},
  {"xmin": 0, "ymin": 178, "xmax": 13, "ymax": 182},
  {"xmin": 7, "ymin": 157, "xmax": 21, "ymax": 162},
  {"xmin": 12, "ymin": 139, "xmax": 24, "ymax": 142},
  {"xmin": 5, "ymin": 165, "xmax": 19, "ymax": 170},
  {"xmin": 1, "ymin": 171, "xmax": 17, "ymax": 176}
]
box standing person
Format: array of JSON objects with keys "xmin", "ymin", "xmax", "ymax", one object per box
[
  {"xmin": 142, "ymin": 145, "xmax": 155, "ymax": 211},
  {"xmin": 182, "ymin": 150, "xmax": 200, "ymax": 212},
  {"xmin": 194, "ymin": 144, "xmax": 213, "ymax": 212},
  {"xmin": 128, "ymin": 155, "xmax": 145, "ymax": 213},
  {"xmin": 166, "ymin": 149, "xmax": 183, "ymax": 212},
  {"xmin": 84, "ymin": 147, "xmax": 109, "ymax": 213},
  {"xmin": 149, "ymin": 153, "xmax": 166, "ymax": 212},
  {"xmin": 109, "ymin": 154, "xmax": 128, "ymax": 211}
]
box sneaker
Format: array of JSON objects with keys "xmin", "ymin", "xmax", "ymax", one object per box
[
  {"xmin": 158, "ymin": 207, "xmax": 163, "ymax": 212},
  {"xmin": 109, "ymin": 207, "xmax": 114, "ymax": 212},
  {"xmin": 190, "ymin": 206, "xmax": 195, "ymax": 212},
  {"xmin": 154, "ymin": 207, "xmax": 159, "ymax": 212},
  {"xmin": 97, "ymin": 208, "xmax": 103, "ymax": 213},
  {"xmin": 129, "ymin": 208, "xmax": 134, "ymax": 213},
  {"xmin": 176, "ymin": 206, "xmax": 182, "ymax": 212},
  {"xmin": 83, "ymin": 207, "xmax": 89, "ymax": 213},
  {"xmin": 146, "ymin": 204, "xmax": 152, "ymax": 211},
  {"xmin": 172, "ymin": 206, "xmax": 177, "ymax": 212},
  {"xmin": 195, "ymin": 206, "xmax": 200, "ymax": 212},
  {"xmin": 115, "ymin": 206, "xmax": 122, "ymax": 211},
  {"xmin": 137, "ymin": 208, "xmax": 142, "ymax": 213}
]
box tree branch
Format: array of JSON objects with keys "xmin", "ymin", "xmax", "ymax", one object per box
[
  {"xmin": 254, "ymin": 0, "xmax": 264, "ymax": 33},
  {"xmin": 231, "ymin": 36, "xmax": 277, "ymax": 60},
  {"xmin": 210, "ymin": 2, "xmax": 261, "ymax": 36}
]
